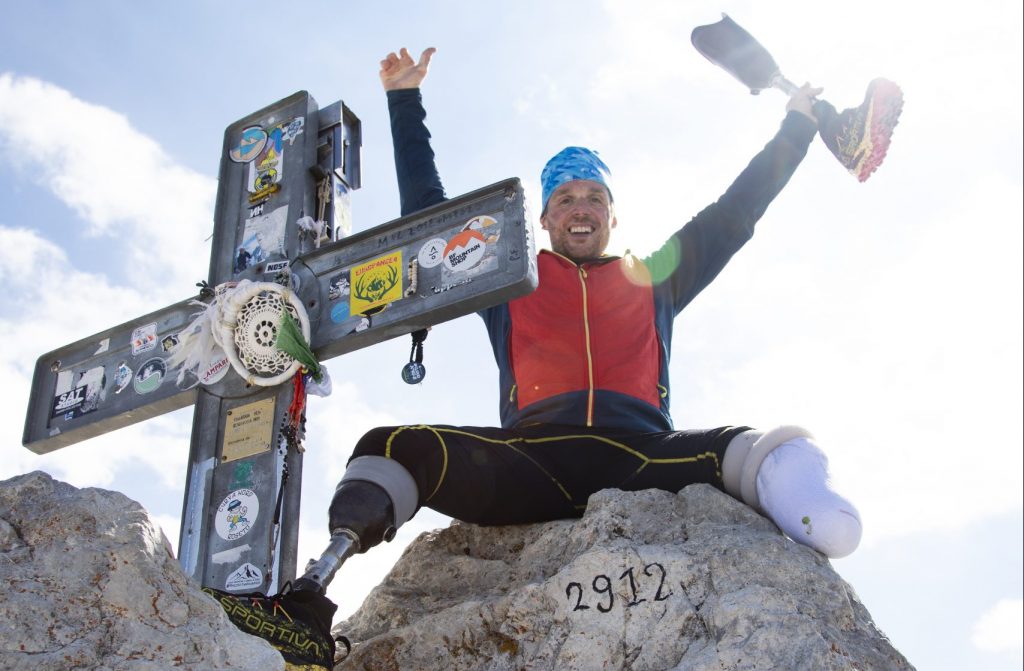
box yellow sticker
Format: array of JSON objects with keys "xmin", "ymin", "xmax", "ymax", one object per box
[
  {"xmin": 350, "ymin": 251, "xmax": 403, "ymax": 314},
  {"xmin": 222, "ymin": 397, "xmax": 275, "ymax": 463}
]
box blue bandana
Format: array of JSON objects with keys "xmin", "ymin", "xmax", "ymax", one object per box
[{"xmin": 540, "ymin": 146, "xmax": 613, "ymax": 212}]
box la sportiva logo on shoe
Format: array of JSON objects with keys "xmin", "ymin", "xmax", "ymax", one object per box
[{"xmin": 202, "ymin": 588, "xmax": 328, "ymax": 664}]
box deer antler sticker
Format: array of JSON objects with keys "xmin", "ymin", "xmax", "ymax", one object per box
[{"xmin": 350, "ymin": 252, "xmax": 404, "ymax": 314}]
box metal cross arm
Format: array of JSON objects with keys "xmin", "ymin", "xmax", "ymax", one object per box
[
  {"xmin": 22, "ymin": 178, "xmax": 536, "ymax": 455},
  {"xmin": 297, "ymin": 178, "xmax": 536, "ymax": 359},
  {"xmin": 21, "ymin": 89, "xmax": 537, "ymax": 595}
]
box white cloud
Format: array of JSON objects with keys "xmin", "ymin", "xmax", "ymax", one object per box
[
  {"xmin": 0, "ymin": 226, "xmax": 185, "ymax": 492},
  {"xmin": 0, "ymin": 226, "xmax": 152, "ymax": 366},
  {"xmin": 0, "ymin": 75, "xmax": 211, "ymax": 520},
  {"xmin": 0, "ymin": 73, "xmax": 215, "ymax": 300},
  {"xmin": 972, "ymin": 598, "xmax": 1024, "ymax": 653}
]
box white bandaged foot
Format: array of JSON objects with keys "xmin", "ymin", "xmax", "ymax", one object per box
[{"xmin": 755, "ymin": 437, "xmax": 862, "ymax": 558}]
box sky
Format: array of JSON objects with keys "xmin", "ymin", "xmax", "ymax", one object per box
[{"xmin": 1, "ymin": 1, "xmax": 1021, "ymax": 669}]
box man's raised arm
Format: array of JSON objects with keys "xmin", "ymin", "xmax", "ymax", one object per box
[
  {"xmin": 381, "ymin": 47, "xmax": 447, "ymax": 216},
  {"xmin": 645, "ymin": 83, "xmax": 822, "ymax": 314}
]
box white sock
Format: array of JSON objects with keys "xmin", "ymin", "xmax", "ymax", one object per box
[{"xmin": 755, "ymin": 437, "xmax": 862, "ymax": 558}]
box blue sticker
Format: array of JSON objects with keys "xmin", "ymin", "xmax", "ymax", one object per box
[{"xmin": 331, "ymin": 301, "xmax": 350, "ymax": 323}]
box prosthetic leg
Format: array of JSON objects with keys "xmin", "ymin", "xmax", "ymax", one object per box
[
  {"xmin": 723, "ymin": 426, "xmax": 862, "ymax": 558},
  {"xmin": 692, "ymin": 13, "xmax": 903, "ymax": 182},
  {"xmin": 294, "ymin": 456, "xmax": 419, "ymax": 594}
]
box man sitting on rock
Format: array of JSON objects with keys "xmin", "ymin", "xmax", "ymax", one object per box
[{"xmin": 212, "ymin": 45, "xmax": 902, "ymax": 669}]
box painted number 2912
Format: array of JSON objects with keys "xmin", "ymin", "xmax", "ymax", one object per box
[{"xmin": 565, "ymin": 562, "xmax": 673, "ymax": 614}]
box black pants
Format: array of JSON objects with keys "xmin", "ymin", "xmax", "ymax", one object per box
[{"xmin": 350, "ymin": 424, "xmax": 750, "ymax": 526}]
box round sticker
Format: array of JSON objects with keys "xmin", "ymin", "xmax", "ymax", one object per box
[
  {"xmin": 417, "ymin": 237, "xmax": 448, "ymax": 269},
  {"xmin": 133, "ymin": 358, "xmax": 166, "ymax": 395},
  {"xmin": 442, "ymin": 230, "xmax": 487, "ymax": 272},
  {"xmin": 200, "ymin": 355, "xmax": 230, "ymax": 385},
  {"xmin": 331, "ymin": 301, "xmax": 350, "ymax": 324},
  {"xmin": 215, "ymin": 489, "xmax": 259, "ymax": 542},
  {"xmin": 230, "ymin": 126, "xmax": 268, "ymax": 163}
]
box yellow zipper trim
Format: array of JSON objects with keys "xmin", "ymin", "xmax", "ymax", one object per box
[{"xmin": 578, "ymin": 266, "xmax": 595, "ymax": 426}]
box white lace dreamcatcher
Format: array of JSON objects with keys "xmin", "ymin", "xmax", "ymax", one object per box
[{"xmin": 168, "ymin": 280, "xmax": 329, "ymax": 394}]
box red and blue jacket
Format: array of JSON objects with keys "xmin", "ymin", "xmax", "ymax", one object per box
[{"xmin": 388, "ymin": 89, "xmax": 816, "ymax": 432}]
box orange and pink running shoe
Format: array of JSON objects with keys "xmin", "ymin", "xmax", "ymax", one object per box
[{"xmin": 818, "ymin": 78, "xmax": 904, "ymax": 182}]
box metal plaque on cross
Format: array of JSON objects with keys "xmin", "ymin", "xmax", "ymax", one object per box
[{"xmin": 22, "ymin": 90, "xmax": 537, "ymax": 594}]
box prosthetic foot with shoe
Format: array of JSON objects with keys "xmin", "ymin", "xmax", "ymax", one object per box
[
  {"xmin": 202, "ymin": 584, "xmax": 339, "ymax": 670},
  {"xmin": 202, "ymin": 457, "xmax": 417, "ymax": 669},
  {"xmin": 814, "ymin": 78, "xmax": 904, "ymax": 182},
  {"xmin": 691, "ymin": 13, "xmax": 904, "ymax": 182}
]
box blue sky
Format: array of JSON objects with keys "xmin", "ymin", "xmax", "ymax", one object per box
[{"xmin": 2, "ymin": 2, "xmax": 1022, "ymax": 668}]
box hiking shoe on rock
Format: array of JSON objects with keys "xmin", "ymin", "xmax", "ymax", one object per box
[
  {"xmin": 203, "ymin": 583, "xmax": 337, "ymax": 670},
  {"xmin": 818, "ymin": 78, "xmax": 903, "ymax": 182}
]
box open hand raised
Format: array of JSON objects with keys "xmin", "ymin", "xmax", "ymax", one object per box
[{"xmin": 379, "ymin": 47, "xmax": 437, "ymax": 91}]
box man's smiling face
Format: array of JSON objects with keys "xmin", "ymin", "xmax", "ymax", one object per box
[{"xmin": 540, "ymin": 180, "xmax": 617, "ymax": 263}]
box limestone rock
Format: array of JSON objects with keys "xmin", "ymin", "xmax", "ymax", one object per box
[
  {"xmin": 335, "ymin": 485, "xmax": 913, "ymax": 671},
  {"xmin": 0, "ymin": 471, "xmax": 284, "ymax": 671}
]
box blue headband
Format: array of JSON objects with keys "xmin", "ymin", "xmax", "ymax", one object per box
[{"xmin": 540, "ymin": 146, "xmax": 613, "ymax": 212}]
